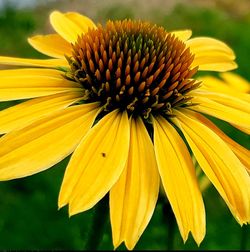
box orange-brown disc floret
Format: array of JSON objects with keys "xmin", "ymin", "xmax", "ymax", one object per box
[{"xmin": 65, "ymin": 20, "xmax": 200, "ymax": 118}]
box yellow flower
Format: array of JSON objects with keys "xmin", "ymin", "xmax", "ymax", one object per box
[{"xmin": 0, "ymin": 11, "xmax": 249, "ymax": 250}]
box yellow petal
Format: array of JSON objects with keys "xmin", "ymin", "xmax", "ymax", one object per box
[
  {"xmin": 0, "ymin": 68, "xmax": 82, "ymax": 101},
  {"xmin": 183, "ymin": 110, "xmax": 250, "ymax": 173},
  {"xmin": 192, "ymin": 89, "xmax": 250, "ymax": 114},
  {"xmin": 0, "ymin": 91, "xmax": 84, "ymax": 134},
  {"xmin": 186, "ymin": 37, "xmax": 235, "ymax": 58},
  {"xmin": 200, "ymin": 76, "xmax": 229, "ymax": 90},
  {"xmin": 0, "ymin": 56, "xmax": 67, "ymax": 67},
  {"xmin": 196, "ymin": 61, "xmax": 237, "ymax": 72},
  {"xmin": 220, "ymin": 72, "xmax": 250, "ymax": 93},
  {"xmin": 50, "ymin": 11, "xmax": 85, "ymax": 43},
  {"xmin": 59, "ymin": 110, "xmax": 130, "ymax": 214},
  {"xmin": 199, "ymin": 76, "xmax": 250, "ymax": 102},
  {"xmin": 65, "ymin": 12, "xmax": 97, "ymax": 32},
  {"xmin": 186, "ymin": 37, "xmax": 237, "ymax": 71},
  {"xmin": 174, "ymin": 109, "xmax": 250, "ymax": 224},
  {"xmin": 28, "ymin": 34, "xmax": 72, "ymax": 59},
  {"xmin": 153, "ymin": 116, "xmax": 205, "ymax": 244},
  {"xmin": 110, "ymin": 117, "xmax": 160, "ymax": 250},
  {"xmin": 0, "ymin": 103, "xmax": 100, "ymax": 180},
  {"xmin": 190, "ymin": 96, "xmax": 250, "ymax": 134},
  {"xmin": 171, "ymin": 30, "xmax": 192, "ymax": 41}
]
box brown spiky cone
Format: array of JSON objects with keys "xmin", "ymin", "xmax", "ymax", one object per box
[{"xmin": 65, "ymin": 20, "xmax": 201, "ymax": 118}]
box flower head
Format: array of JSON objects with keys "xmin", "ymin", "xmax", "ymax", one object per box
[{"xmin": 0, "ymin": 11, "xmax": 249, "ymax": 250}]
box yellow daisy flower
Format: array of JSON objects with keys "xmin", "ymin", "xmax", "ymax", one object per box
[{"xmin": 0, "ymin": 11, "xmax": 249, "ymax": 250}]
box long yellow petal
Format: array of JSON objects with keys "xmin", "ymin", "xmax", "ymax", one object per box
[
  {"xmin": 65, "ymin": 12, "xmax": 97, "ymax": 32},
  {"xmin": 0, "ymin": 92, "xmax": 84, "ymax": 134},
  {"xmin": 0, "ymin": 68, "xmax": 82, "ymax": 101},
  {"xmin": 174, "ymin": 109, "xmax": 250, "ymax": 224},
  {"xmin": 171, "ymin": 30, "xmax": 192, "ymax": 41},
  {"xmin": 182, "ymin": 110, "xmax": 250, "ymax": 173},
  {"xmin": 198, "ymin": 76, "xmax": 250, "ymax": 102},
  {"xmin": 220, "ymin": 72, "xmax": 250, "ymax": 93},
  {"xmin": 186, "ymin": 37, "xmax": 235, "ymax": 58},
  {"xmin": 0, "ymin": 103, "xmax": 100, "ymax": 180},
  {"xmin": 186, "ymin": 37, "xmax": 237, "ymax": 71},
  {"xmin": 153, "ymin": 116, "xmax": 205, "ymax": 244},
  {"xmin": 190, "ymin": 96, "xmax": 250, "ymax": 134},
  {"xmin": 194, "ymin": 60, "xmax": 237, "ymax": 72},
  {"xmin": 0, "ymin": 56, "xmax": 67, "ymax": 67},
  {"xmin": 192, "ymin": 89, "xmax": 250, "ymax": 114},
  {"xmin": 59, "ymin": 110, "xmax": 130, "ymax": 214},
  {"xmin": 28, "ymin": 34, "xmax": 72, "ymax": 59},
  {"xmin": 50, "ymin": 11, "xmax": 85, "ymax": 43},
  {"xmin": 110, "ymin": 117, "xmax": 160, "ymax": 250},
  {"xmin": 200, "ymin": 76, "xmax": 230, "ymax": 91}
]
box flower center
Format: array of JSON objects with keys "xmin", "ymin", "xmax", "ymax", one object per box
[{"xmin": 65, "ymin": 20, "xmax": 200, "ymax": 118}]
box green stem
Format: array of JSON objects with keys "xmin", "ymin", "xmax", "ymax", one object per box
[
  {"xmin": 84, "ymin": 195, "xmax": 109, "ymax": 250},
  {"xmin": 240, "ymin": 225, "xmax": 249, "ymax": 250},
  {"xmin": 162, "ymin": 200, "xmax": 176, "ymax": 250}
]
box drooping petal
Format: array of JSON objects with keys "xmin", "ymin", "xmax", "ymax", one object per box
[
  {"xmin": 0, "ymin": 91, "xmax": 84, "ymax": 134},
  {"xmin": 50, "ymin": 11, "xmax": 86, "ymax": 43},
  {"xmin": 59, "ymin": 110, "xmax": 130, "ymax": 214},
  {"xmin": 186, "ymin": 37, "xmax": 237, "ymax": 71},
  {"xmin": 110, "ymin": 117, "xmax": 160, "ymax": 250},
  {"xmin": 0, "ymin": 103, "xmax": 100, "ymax": 180},
  {"xmin": 64, "ymin": 12, "xmax": 97, "ymax": 32},
  {"xmin": 0, "ymin": 68, "xmax": 82, "ymax": 101},
  {"xmin": 174, "ymin": 109, "xmax": 250, "ymax": 224},
  {"xmin": 171, "ymin": 30, "xmax": 192, "ymax": 41},
  {"xmin": 0, "ymin": 56, "xmax": 67, "ymax": 67},
  {"xmin": 28, "ymin": 34, "xmax": 72, "ymax": 59},
  {"xmin": 183, "ymin": 110, "xmax": 250, "ymax": 173},
  {"xmin": 190, "ymin": 96, "xmax": 250, "ymax": 134},
  {"xmin": 153, "ymin": 116, "xmax": 205, "ymax": 244}
]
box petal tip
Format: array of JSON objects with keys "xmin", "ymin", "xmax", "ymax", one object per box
[
  {"xmin": 49, "ymin": 10, "xmax": 63, "ymax": 25},
  {"xmin": 113, "ymin": 241, "xmax": 123, "ymax": 251},
  {"xmin": 68, "ymin": 207, "xmax": 77, "ymax": 217},
  {"xmin": 124, "ymin": 240, "xmax": 136, "ymax": 251},
  {"xmin": 50, "ymin": 10, "xmax": 62, "ymax": 17},
  {"xmin": 220, "ymin": 61, "xmax": 238, "ymax": 72},
  {"xmin": 193, "ymin": 232, "xmax": 205, "ymax": 247},
  {"xmin": 58, "ymin": 200, "xmax": 67, "ymax": 210}
]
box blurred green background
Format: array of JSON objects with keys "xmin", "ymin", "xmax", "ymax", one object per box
[{"xmin": 0, "ymin": 0, "xmax": 249, "ymax": 250}]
